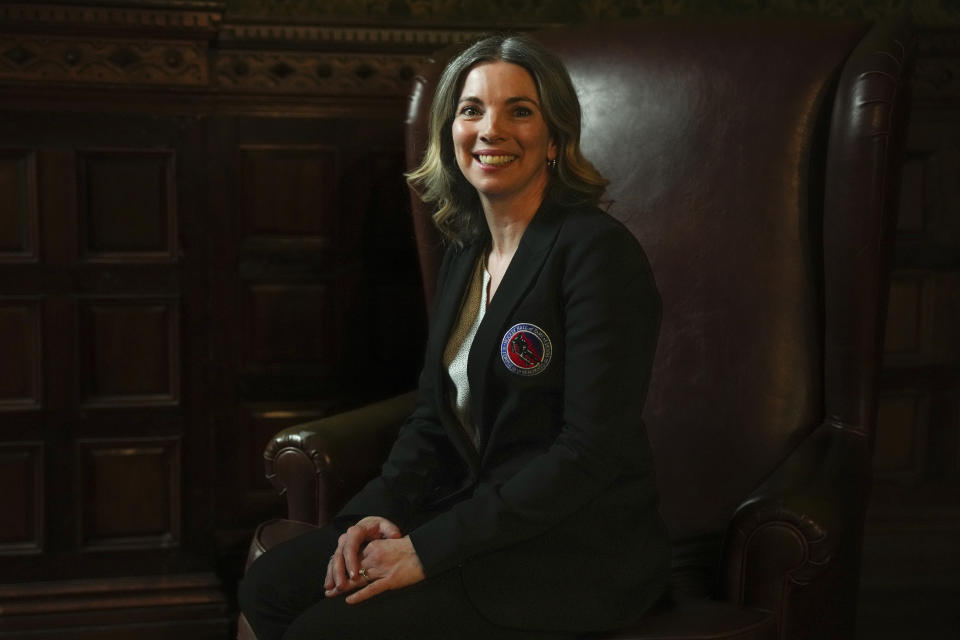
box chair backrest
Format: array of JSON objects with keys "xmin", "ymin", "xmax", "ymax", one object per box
[{"xmin": 406, "ymin": 17, "xmax": 910, "ymax": 569}]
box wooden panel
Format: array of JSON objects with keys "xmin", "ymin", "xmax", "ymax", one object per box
[
  {"xmin": 884, "ymin": 276, "xmax": 925, "ymax": 355},
  {"xmin": 0, "ymin": 442, "xmax": 43, "ymax": 554},
  {"xmin": 884, "ymin": 271, "xmax": 960, "ymax": 365},
  {"xmin": 79, "ymin": 298, "xmax": 179, "ymax": 406},
  {"xmin": 897, "ymin": 154, "xmax": 926, "ymax": 232},
  {"xmin": 239, "ymin": 145, "xmax": 337, "ymax": 241},
  {"xmin": 77, "ymin": 149, "xmax": 176, "ymax": 261},
  {"xmin": 0, "ymin": 299, "xmax": 42, "ymax": 408},
  {"xmin": 893, "ymin": 118, "xmax": 960, "ymax": 267},
  {"xmin": 0, "ymin": 148, "xmax": 38, "ymax": 261},
  {"xmin": 930, "ymin": 272, "xmax": 960, "ymax": 362},
  {"xmin": 243, "ymin": 284, "xmax": 332, "ymax": 366},
  {"xmin": 77, "ymin": 437, "xmax": 180, "ymax": 550},
  {"xmin": 873, "ymin": 391, "xmax": 929, "ymax": 482}
]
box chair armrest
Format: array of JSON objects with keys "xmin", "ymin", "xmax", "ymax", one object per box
[
  {"xmin": 721, "ymin": 420, "xmax": 872, "ymax": 638},
  {"xmin": 263, "ymin": 391, "xmax": 417, "ymax": 525}
]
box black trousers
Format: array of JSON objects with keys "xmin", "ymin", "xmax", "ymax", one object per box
[{"xmin": 238, "ymin": 526, "xmax": 574, "ymax": 640}]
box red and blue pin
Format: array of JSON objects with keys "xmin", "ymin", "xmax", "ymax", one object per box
[{"xmin": 500, "ymin": 323, "xmax": 552, "ymax": 376}]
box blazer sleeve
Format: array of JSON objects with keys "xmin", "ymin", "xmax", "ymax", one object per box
[{"xmin": 409, "ymin": 222, "xmax": 661, "ymax": 575}]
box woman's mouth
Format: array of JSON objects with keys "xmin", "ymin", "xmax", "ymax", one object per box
[{"xmin": 475, "ymin": 154, "xmax": 516, "ymax": 167}]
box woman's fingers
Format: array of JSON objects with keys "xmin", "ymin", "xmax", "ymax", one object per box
[
  {"xmin": 344, "ymin": 573, "xmax": 390, "ymax": 605},
  {"xmin": 324, "ymin": 548, "xmax": 346, "ymax": 596},
  {"xmin": 325, "ymin": 549, "xmax": 366, "ymax": 597},
  {"xmin": 344, "ymin": 536, "xmax": 426, "ymax": 605},
  {"xmin": 341, "ymin": 524, "xmax": 367, "ymax": 579},
  {"xmin": 323, "ymin": 554, "xmax": 335, "ymax": 590},
  {"xmin": 327, "ymin": 527, "xmax": 362, "ymax": 594},
  {"xmin": 324, "ymin": 517, "xmax": 407, "ymax": 598},
  {"xmin": 376, "ymin": 519, "xmax": 402, "ymax": 539}
]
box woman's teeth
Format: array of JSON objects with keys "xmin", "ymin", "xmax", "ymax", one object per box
[{"xmin": 477, "ymin": 154, "xmax": 515, "ymax": 166}]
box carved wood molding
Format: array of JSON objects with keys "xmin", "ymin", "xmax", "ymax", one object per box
[
  {"xmin": 0, "ymin": 35, "xmax": 207, "ymax": 86},
  {"xmin": 216, "ymin": 50, "xmax": 423, "ymax": 95},
  {"xmin": 0, "ymin": 11, "xmax": 957, "ymax": 103},
  {"xmin": 0, "ymin": 3, "xmax": 222, "ymax": 33},
  {"xmin": 224, "ymin": 0, "xmax": 960, "ymax": 26},
  {"xmin": 218, "ymin": 23, "xmax": 480, "ymax": 51}
]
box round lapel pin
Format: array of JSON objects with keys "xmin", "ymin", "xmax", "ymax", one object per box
[{"xmin": 501, "ymin": 323, "xmax": 552, "ymax": 376}]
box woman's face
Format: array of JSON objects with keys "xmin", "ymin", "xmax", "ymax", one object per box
[{"xmin": 452, "ymin": 61, "xmax": 557, "ymax": 209}]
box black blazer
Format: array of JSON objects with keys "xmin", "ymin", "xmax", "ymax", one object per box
[{"xmin": 340, "ymin": 200, "xmax": 669, "ymax": 632}]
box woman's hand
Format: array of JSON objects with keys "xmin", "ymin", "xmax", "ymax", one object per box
[
  {"xmin": 324, "ymin": 516, "xmax": 402, "ymax": 598},
  {"xmin": 343, "ymin": 535, "xmax": 426, "ymax": 605}
]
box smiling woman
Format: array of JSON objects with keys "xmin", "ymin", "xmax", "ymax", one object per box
[
  {"xmin": 452, "ymin": 61, "xmax": 556, "ymax": 213},
  {"xmin": 407, "ymin": 34, "xmax": 609, "ymax": 246},
  {"xmin": 239, "ymin": 33, "xmax": 668, "ymax": 640}
]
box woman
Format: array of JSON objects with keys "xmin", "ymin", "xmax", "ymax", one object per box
[{"xmin": 240, "ymin": 33, "xmax": 669, "ymax": 640}]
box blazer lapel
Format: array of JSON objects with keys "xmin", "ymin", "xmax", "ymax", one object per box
[
  {"xmin": 467, "ymin": 200, "xmax": 565, "ymax": 454},
  {"xmin": 429, "ymin": 240, "xmax": 484, "ymax": 472}
]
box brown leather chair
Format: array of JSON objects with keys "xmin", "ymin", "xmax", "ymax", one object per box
[{"xmin": 239, "ymin": 17, "xmax": 914, "ymax": 640}]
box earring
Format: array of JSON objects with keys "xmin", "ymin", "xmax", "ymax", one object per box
[{"xmin": 546, "ymin": 158, "xmax": 558, "ymax": 169}]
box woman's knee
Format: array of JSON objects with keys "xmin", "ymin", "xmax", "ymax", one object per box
[
  {"xmin": 238, "ymin": 554, "xmax": 282, "ymax": 619},
  {"xmin": 238, "ymin": 528, "xmax": 337, "ymax": 621}
]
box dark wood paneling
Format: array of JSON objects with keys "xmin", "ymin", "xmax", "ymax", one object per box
[
  {"xmin": 207, "ymin": 115, "xmax": 423, "ymax": 566},
  {"xmin": 0, "ymin": 148, "xmax": 37, "ymax": 261},
  {"xmin": 239, "ymin": 145, "xmax": 337, "ymax": 241},
  {"xmin": 0, "ymin": 298, "xmax": 41, "ymax": 407},
  {"xmin": 863, "ymin": 88, "xmax": 960, "ymax": 638},
  {"xmin": 243, "ymin": 283, "xmax": 331, "ymax": 366},
  {"xmin": 77, "ymin": 149, "xmax": 176, "ymax": 260},
  {"xmin": 873, "ymin": 391, "xmax": 929, "ymax": 481},
  {"xmin": 896, "ymin": 153, "xmax": 925, "ymax": 232},
  {"xmin": 883, "ymin": 274, "xmax": 926, "ymax": 357},
  {"xmin": 0, "ymin": 7, "xmax": 428, "ymax": 639},
  {"xmin": 76, "ymin": 437, "xmax": 180, "ymax": 550},
  {"xmin": 79, "ymin": 298, "xmax": 179, "ymax": 405},
  {"xmin": 0, "ymin": 442, "xmax": 43, "ymax": 554},
  {"xmin": 0, "ymin": 110, "xmax": 213, "ymax": 602}
]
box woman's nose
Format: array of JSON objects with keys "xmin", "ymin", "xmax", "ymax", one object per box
[{"xmin": 479, "ymin": 112, "xmax": 505, "ymax": 143}]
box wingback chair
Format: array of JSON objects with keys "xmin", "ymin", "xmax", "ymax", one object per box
[{"xmin": 238, "ymin": 17, "xmax": 914, "ymax": 640}]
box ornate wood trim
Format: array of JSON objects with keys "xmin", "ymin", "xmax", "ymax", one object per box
[
  {"xmin": 218, "ymin": 23, "xmax": 482, "ymax": 50},
  {"xmin": 0, "ymin": 35, "xmax": 208, "ymax": 86},
  {"xmin": 215, "ymin": 50, "xmax": 423, "ymax": 95},
  {"xmin": 0, "ymin": 3, "xmax": 222, "ymax": 33}
]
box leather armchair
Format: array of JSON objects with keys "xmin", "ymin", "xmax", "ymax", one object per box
[{"xmin": 239, "ymin": 17, "xmax": 914, "ymax": 640}]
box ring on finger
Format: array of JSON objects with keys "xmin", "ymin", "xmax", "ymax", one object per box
[{"xmin": 358, "ymin": 567, "xmax": 372, "ymax": 582}]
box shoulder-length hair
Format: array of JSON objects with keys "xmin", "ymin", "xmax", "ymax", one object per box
[{"xmin": 406, "ymin": 33, "xmax": 609, "ymax": 245}]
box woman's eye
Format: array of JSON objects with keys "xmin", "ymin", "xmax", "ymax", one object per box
[
  {"xmin": 513, "ymin": 107, "xmax": 532, "ymax": 117},
  {"xmin": 459, "ymin": 105, "xmax": 480, "ymax": 117}
]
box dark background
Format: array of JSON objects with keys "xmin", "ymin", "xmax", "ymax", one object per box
[{"xmin": 0, "ymin": 1, "xmax": 956, "ymax": 638}]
